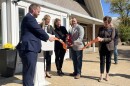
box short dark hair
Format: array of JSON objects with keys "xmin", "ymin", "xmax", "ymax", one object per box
[
  {"xmin": 29, "ymin": 3, "xmax": 40, "ymax": 13},
  {"xmin": 103, "ymin": 16, "xmax": 112, "ymax": 23}
]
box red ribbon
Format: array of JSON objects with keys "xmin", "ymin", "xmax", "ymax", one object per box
[
  {"xmin": 54, "ymin": 37, "xmax": 67, "ymax": 50},
  {"xmin": 81, "ymin": 37, "xmax": 99, "ymax": 50},
  {"xmin": 54, "ymin": 37, "xmax": 99, "ymax": 51}
]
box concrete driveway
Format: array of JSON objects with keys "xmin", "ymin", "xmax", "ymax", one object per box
[{"xmin": 0, "ymin": 44, "xmax": 130, "ymax": 86}]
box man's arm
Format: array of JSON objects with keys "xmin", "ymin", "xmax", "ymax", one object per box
[{"xmin": 27, "ymin": 18, "xmax": 49, "ymax": 41}]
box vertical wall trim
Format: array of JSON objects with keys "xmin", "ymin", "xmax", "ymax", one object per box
[
  {"xmin": 92, "ymin": 24, "xmax": 96, "ymax": 52},
  {"xmin": 1, "ymin": 0, "xmax": 7, "ymax": 45}
]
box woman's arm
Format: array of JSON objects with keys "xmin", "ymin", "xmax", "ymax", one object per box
[{"xmin": 102, "ymin": 28, "xmax": 115, "ymax": 42}]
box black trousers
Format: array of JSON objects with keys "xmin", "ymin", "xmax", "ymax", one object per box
[
  {"xmin": 99, "ymin": 47, "xmax": 113, "ymax": 74},
  {"xmin": 43, "ymin": 51, "xmax": 52, "ymax": 72},
  {"xmin": 19, "ymin": 50, "xmax": 37, "ymax": 86},
  {"xmin": 55, "ymin": 47, "xmax": 66, "ymax": 71}
]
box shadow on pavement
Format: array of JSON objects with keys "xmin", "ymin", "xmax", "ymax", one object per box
[
  {"xmin": 110, "ymin": 73, "xmax": 130, "ymax": 79},
  {"xmin": 118, "ymin": 58, "xmax": 130, "ymax": 61},
  {"xmin": 82, "ymin": 60, "xmax": 100, "ymax": 63},
  {"xmin": 81, "ymin": 75, "xmax": 99, "ymax": 81},
  {"xmin": 50, "ymin": 71, "xmax": 99, "ymax": 81},
  {"xmin": 50, "ymin": 71, "xmax": 74, "ymax": 77},
  {"xmin": 49, "ymin": 71, "xmax": 57, "ymax": 76},
  {"xmin": 118, "ymin": 49, "xmax": 130, "ymax": 58},
  {"xmin": 0, "ymin": 76, "xmax": 22, "ymax": 85}
]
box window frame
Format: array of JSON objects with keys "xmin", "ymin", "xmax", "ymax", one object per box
[{"xmin": 16, "ymin": 6, "xmax": 27, "ymax": 43}]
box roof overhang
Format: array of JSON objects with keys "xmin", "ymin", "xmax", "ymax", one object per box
[
  {"xmin": 25, "ymin": 0, "xmax": 103, "ymax": 25},
  {"xmin": 84, "ymin": 0, "xmax": 104, "ymax": 20},
  {"xmin": 71, "ymin": 14, "xmax": 103, "ymax": 25}
]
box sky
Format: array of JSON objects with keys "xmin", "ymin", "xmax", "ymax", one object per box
[{"xmin": 101, "ymin": 0, "xmax": 119, "ymax": 17}]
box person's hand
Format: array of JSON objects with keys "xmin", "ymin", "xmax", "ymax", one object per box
[
  {"xmin": 48, "ymin": 36, "xmax": 55, "ymax": 42},
  {"xmin": 59, "ymin": 39, "xmax": 63, "ymax": 42},
  {"xmin": 70, "ymin": 44, "xmax": 73, "ymax": 47},
  {"xmin": 97, "ymin": 37, "xmax": 103, "ymax": 42}
]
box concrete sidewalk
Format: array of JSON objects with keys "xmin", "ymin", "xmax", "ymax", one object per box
[{"xmin": 0, "ymin": 44, "xmax": 130, "ymax": 86}]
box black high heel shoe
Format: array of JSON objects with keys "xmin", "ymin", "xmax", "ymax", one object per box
[
  {"xmin": 46, "ymin": 72, "xmax": 51, "ymax": 78},
  {"xmin": 60, "ymin": 70, "xmax": 65, "ymax": 75},
  {"xmin": 57, "ymin": 70, "xmax": 62, "ymax": 76}
]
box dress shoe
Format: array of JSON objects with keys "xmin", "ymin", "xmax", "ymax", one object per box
[
  {"xmin": 60, "ymin": 70, "xmax": 65, "ymax": 75},
  {"xmin": 104, "ymin": 74, "xmax": 109, "ymax": 81},
  {"xmin": 98, "ymin": 78, "xmax": 103, "ymax": 82},
  {"xmin": 98, "ymin": 74, "xmax": 103, "ymax": 82},
  {"xmin": 114, "ymin": 61, "xmax": 118, "ymax": 64},
  {"xmin": 46, "ymin": 74, "xmax": 51, "ymax": 78},
  {"xmin": 74, "ymin": 74, "xmax": 80, "ymax": 79},
  {"xmin": 104, "ymin": 78, "xmax": 108, "ymax": 81},
  {"xmin": 57, "ymin": 70, "xmax": 63, "ymax": 76}
]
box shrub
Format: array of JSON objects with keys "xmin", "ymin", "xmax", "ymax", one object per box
[{"xmin": 119, "ymin": 24, "xmax": 130, "ymax": 42}]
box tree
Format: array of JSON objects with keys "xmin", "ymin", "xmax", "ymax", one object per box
[
  {"xmin": 106, "ymin": 0, "xmax": 130, "ymax": 26},
  {"xmin": 119, "ymin": 24, "xmax": 130, "ymax": 42},
  {"xmin": 105, "ymin": 0, "xmax": 130, "ymax": 42}
]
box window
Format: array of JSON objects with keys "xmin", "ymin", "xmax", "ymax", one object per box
[
  {"xmin": 18, "ymin": 8, "xmax": 25, "ymax": 38},
  {"xmin": 63, "ymin": 17, "xmax": 66, "ymax": 28}
]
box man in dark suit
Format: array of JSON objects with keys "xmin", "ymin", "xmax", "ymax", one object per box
[{"xmin": 16, "ymin": 4, "xmax": 55, "ymax": 86}]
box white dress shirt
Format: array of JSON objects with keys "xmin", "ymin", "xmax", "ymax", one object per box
[{"xmin": 44, "ymin": 25, "xmax": 48, "ymax": 33}]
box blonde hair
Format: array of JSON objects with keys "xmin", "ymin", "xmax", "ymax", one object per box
[
  {"xmin": 54, "ymin": 18, "xmax": 61, "ymax": 29},
  {"xmin": 69, "ymin": 19, "xmax": 72, "ymax": 26},
  {"xmin": 42, "ymin": 14, "xmax": 51, "ymax": 21},
  {"xmin": 41, "ymin": 14, "xmax": 51, "ymax": 29}
]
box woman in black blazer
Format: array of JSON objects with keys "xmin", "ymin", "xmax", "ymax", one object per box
[
  {"xmin": 40, "ymin": 15, "xmax": 55, "ymax": 78},
  {"xmin": 54, "ymin": 18, "xmax": 68, "ymax": 76},
  {"xmin": 97, "ymin": 16, "xmax": 115, "ymax": 82}
]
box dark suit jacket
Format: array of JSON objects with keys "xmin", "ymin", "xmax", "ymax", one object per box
[
  {"xmin": 16, "ymin": 13, "xmax": 49, "ymax": 53},
  {"xmin": 98, "ymin": 27, "xmax": 115, "ymax": 51}
]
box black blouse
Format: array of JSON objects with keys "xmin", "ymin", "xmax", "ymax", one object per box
[{"xmin": 54, "ymin": 26, "xmax": 68, "ymax": 49}]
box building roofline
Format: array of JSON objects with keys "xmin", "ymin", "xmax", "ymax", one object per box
[
  {"xmin": 84, "ymin": 0, "xmax": 104, "ymax": 19},
  {"xmin": 26, "ymin": 0, "xmax": 103, "ymax": 24},
  {"xmin": 99, "ymin": 0, "xmax": 104, "ymax": 17}
]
